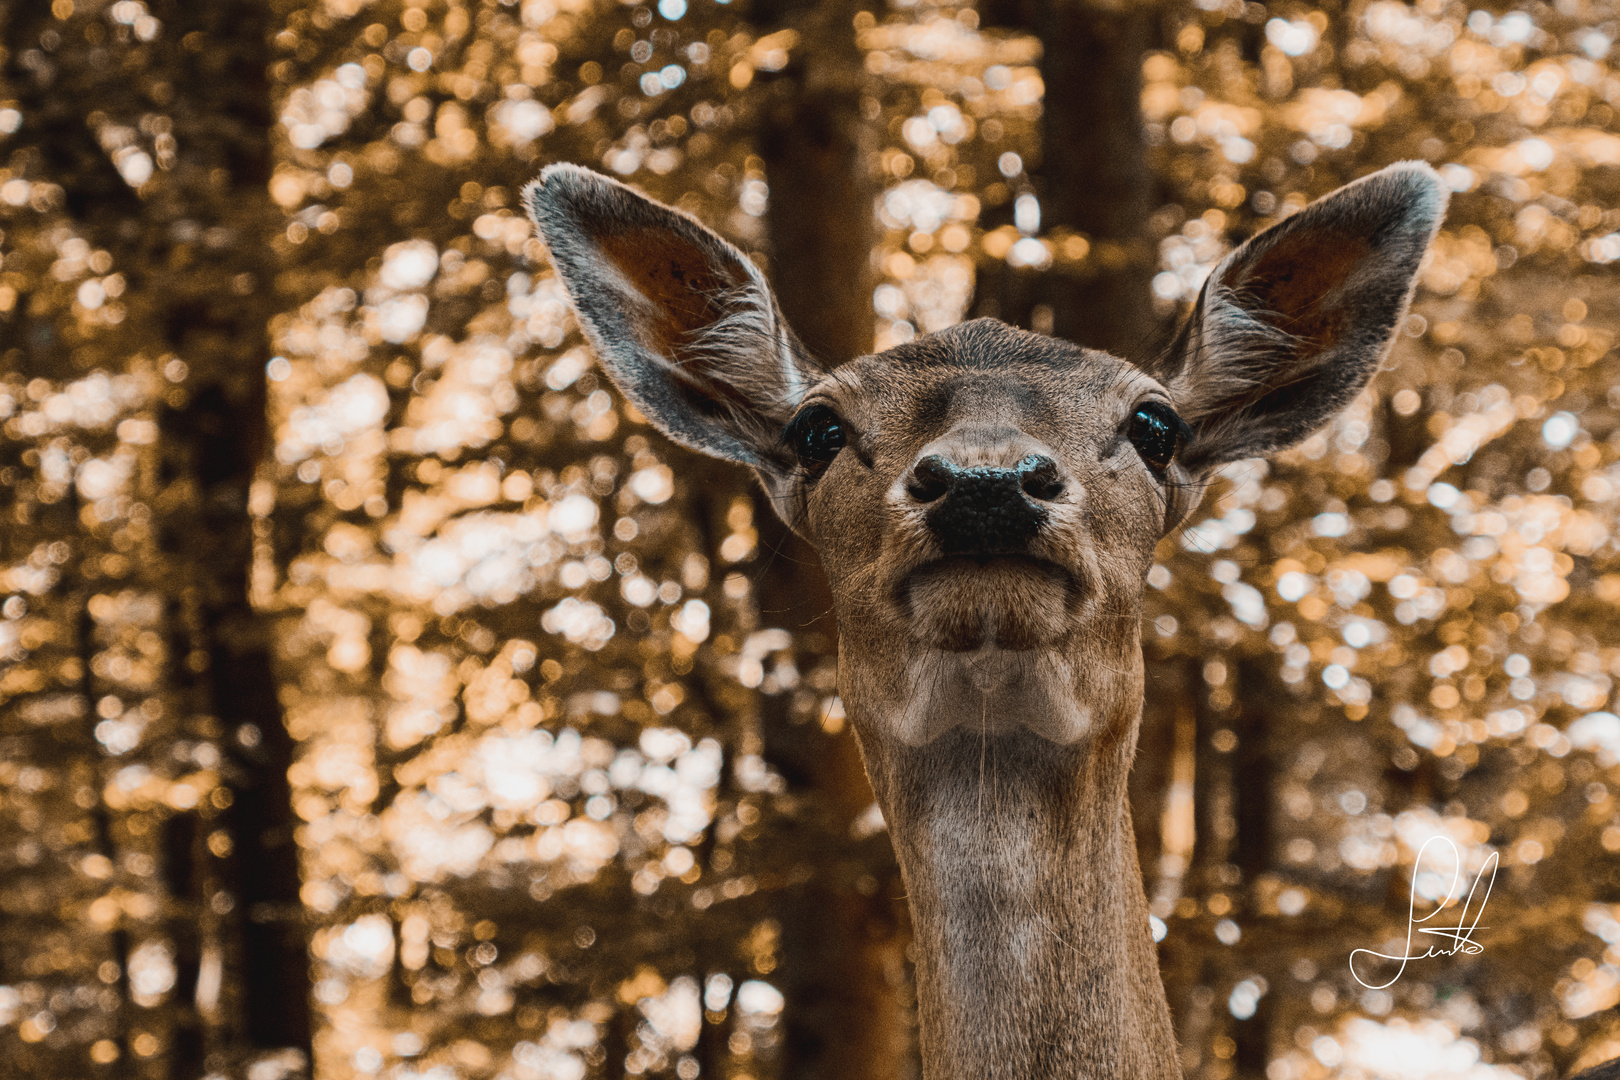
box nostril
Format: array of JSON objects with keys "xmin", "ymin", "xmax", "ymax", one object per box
[
  {"xmin": 908, "ymin": 455, "xmax": 954, "ymax": 503},
  {"xmin": 1018, "ymin": 456, "xmax": 1065, "ymax": 502}
]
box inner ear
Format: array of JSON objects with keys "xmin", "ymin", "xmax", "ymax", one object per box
[
  {"xmin": 603, "ymin": 232, "xmax": 789, "ymax": 432},
  {"xmin": 598, "ymin": 226, "xmax": 749, "ymax": 356},
  {"xmin": 527, "ymin": 164, "xmax": 826, "ymax": 497},
  {"xmin": 1231, "ymin": 228, "xmax": 1372, "ymax": 349},
  {"xmin": 1157, "ymin": 161, "xmax": 1448, "ymax": 469}
]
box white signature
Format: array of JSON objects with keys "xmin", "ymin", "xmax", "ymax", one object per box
[{"xmin": 1349, "ymin": 836, "xmax": 1498, "ymax": 990}]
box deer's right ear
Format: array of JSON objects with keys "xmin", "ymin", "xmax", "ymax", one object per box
[
  {"xmin": 1151, "ymin": 161, "xmax": 1447, "ymax": 471},
  {"xmin": 524, "ymin": 164, "xmax": 818, "ymax": 483}
]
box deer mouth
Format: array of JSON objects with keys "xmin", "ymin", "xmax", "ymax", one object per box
[{"xmin": 900, "ymin": 555, "xmax": 1080, "ymax": 652}]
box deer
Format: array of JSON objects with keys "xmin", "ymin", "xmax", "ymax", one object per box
[{"xmin": 519, "ymin": 158, "xmax": 1610, "ymax": 1078}]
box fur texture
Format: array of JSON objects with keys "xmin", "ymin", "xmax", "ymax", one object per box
[
  {"xmin": 523, "ymin": 164, "xmax": 821, "ymax": 505},
  {"xmin": 867, "ymin": 726, "xmax": 1178, "ymax": 1078},
  {"xmin": 524, "ymin": 161, "xmax": 1448, "ymax": 1080},
  {"xmin": 1153, "ymin": 161, "xmax": 1448, "ymax": 469}
]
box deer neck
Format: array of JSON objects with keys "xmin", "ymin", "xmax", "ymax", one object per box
[{"xmin": 854, "ymin": 698, "xmax": 1180, "ymax": 1080}]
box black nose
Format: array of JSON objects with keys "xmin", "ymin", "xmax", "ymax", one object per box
[{"xmin": 907, "ymin": 454, "xmax": 1064, "ymax": 556}]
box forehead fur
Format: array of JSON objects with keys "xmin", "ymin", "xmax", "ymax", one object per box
[
  {"xmin": 876, "ymin": 317, "xmax": 1129, "ymax": 374},
  {"xmin": 811, "ymin": 318, "xmax": 1159, "ymax": 442}
]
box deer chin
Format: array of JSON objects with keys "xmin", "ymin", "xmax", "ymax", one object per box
[
  {"xmin": 862, "ymin": 557, "xmax": 1105, "ymax": 747},
  {"xmin": 887, "ymin": 646, "xmax": 1093, "ymax": 747},
  {"xmin": 901, "ymin": 555, "xmax": 1079, "ymax": 653}
]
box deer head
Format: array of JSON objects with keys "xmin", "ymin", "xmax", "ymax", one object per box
[{"xmin": 526, "ymin": 161, "xmax": 1446, "ymax": 1079}]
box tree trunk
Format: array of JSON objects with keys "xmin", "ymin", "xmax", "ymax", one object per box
[
  {"xmin": 974, "ymin": 0, "xmax": 1159, "ymax": 361},
  {"xmin": 0, "ymin": 0, "xmax": 311, "ymax": 1073},
  {"xmin": 748, "ymin": 5, "xmax": 910, "ymax": 1078},
  {"xmin": 754, "ymin": 0, "xmax": 877, "ymax": 368}
]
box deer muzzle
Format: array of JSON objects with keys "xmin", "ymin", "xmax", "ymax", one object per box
[{"xmin": 908, "ymin": 453, "xmax": 1064, "ymax": 556}]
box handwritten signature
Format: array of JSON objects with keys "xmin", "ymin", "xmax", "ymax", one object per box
[{"xmin": 1349, "ymin": 836, "xmax": 1498, "ymax": 990}]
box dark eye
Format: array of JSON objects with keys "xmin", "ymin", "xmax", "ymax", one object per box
[
  {"xmin": 1127, "ymin": 402, "xmax": 1186, "ymax": 473},
  {"xmin": 785, "ymin": 404, "xmax": 846, "ymax": 478}
]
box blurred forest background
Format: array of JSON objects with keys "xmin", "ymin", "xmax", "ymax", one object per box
[{"xmin": 5, "ymin": 0, "xmax": 1620, "ymax": 1078}]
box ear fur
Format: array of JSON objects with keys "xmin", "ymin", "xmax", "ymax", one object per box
[
  {"xmin": 1152, "ymin": 161, "xmax": 1447, "ymax": 470},
  {"xmin": 523, "ymin": 164, "xmax": 819, "ymax": 484}
]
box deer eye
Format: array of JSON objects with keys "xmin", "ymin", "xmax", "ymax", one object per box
[
  {"xmin": 785, "ymin": 404, "xmax": 846, "ymax": 478},
  {"xmin": 1127, "ymin": 402, "xmax": 1186, "ymax": 473}
]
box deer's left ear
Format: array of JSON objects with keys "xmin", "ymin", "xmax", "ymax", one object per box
[
  {"xmin": 523, "ymin": 164, "xmax": 818, "ymax": 490},
  {"xmin": 1152, "ymin": 161, "xmax": 1447, "ymax": 470}
]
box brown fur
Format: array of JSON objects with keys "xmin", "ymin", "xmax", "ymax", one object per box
[
  {"xmin": 525, "ymin": 162, "xmax": 1448, "ymax": 1080},
  {"xmin": 596, "ymin": 226, "xmax": 736, "ymax": 349}
]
